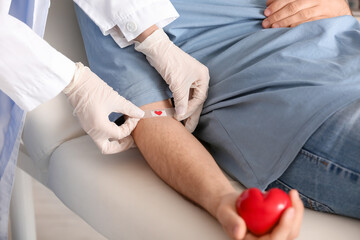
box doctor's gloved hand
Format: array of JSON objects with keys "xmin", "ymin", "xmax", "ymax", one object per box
[
  {"xmin": 134, "ymin": 29, "xmax": 210, "ymax": 133},
  {"xmin": 63, "ymin": 63, "xmax": 144, "ymax": 154}
]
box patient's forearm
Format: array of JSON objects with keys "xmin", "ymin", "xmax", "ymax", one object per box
[
  {"xmin": 131, "ymin": 101, "xmax": 304, "ymax": 240},
  {"xmin": 132, "ymin": 101, "xmax": 235, "ymax": 217}
]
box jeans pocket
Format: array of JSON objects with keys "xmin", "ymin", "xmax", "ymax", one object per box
[{"xmin": 266, "ymin": 179, "xmax": 335, "ymax": 214}]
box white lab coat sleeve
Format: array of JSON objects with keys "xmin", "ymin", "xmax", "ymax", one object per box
[
  {"xmin": 0, "ymin": 14, "xmax": 76, "ymax": 111},
  {"xmin": 73, "ymin": 0, "xmax": 179, "ymax": 48}
]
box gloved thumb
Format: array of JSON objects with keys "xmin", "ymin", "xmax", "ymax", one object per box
[
  {"xmin": 117, "ymin": 118, "xmax": 141, "ymax": 140},
  {"xmin": 102, "ymin": 117, "xmax": 140, "ymax": 141},
  {"xmin": 94, "ymin": 118, "xmax": 140, "ymax": 154},
  {"xmin": 173, "ymin": 88, "xmax": 190, "ymax": 120},
  {"xmin": 115, "ymin": 95, "xmax": 144, "ymax": 119},
  {"xmin": 184, "ymin": 106, "xmax": 202, "ymax": 133},
  {"xmin": 101, "ymin": 136, "xmax": 135, "ymax": 154}
]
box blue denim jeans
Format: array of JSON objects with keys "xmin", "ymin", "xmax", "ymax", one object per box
[{"xmin": 267, "ymin": 100, "xmax": 360, "ymax": 219}]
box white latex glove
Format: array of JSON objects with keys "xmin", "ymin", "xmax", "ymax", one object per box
[
  {"xmin": 134, "ymin": 29, "xmax": 210, "ymax": 133},
  {"xmin": 63, "ymin": 63, "xmax": 144, "ymax": 154}
]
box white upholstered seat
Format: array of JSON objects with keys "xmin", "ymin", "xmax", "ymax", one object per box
[{"xmin": 14, "ymin": 0, "xmax": 360, "ymax": 239}]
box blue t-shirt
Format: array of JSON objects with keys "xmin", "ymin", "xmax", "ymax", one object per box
[
  {"xmin": 76, "ymin": 0, "xmax": 360, "ymax": 190},
  {"xmin": 166, "ymin": 0, "xmax": 360, "ymax": 189}
]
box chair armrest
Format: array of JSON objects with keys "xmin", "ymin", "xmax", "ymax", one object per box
[{"xmin": 22, "ymin": 93, "xmax": 86, "ymax": 172}]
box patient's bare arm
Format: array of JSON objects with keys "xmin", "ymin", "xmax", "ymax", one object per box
[
  {"xmin": 132, "ymin": 100, "xmax": 233, "ymax": 213},
  {"xmin": 132, "ymin": 100, "xmax": 245, "ymax": 238},
  {"xmin": 131, "ymin": 100, "xmax": 303, "ymax": 240}
]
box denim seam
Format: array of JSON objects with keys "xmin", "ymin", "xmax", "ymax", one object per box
[
  {"xmin": 273, "ymin": 178, "xmax": 335, "ymax": 213},
  {"xmin": 212, "ymin": 111, "xmax": 260, "ymax": 186},
  {"xmin": 270, "ymin": 95, "xmax": 360, "ymax": 180},
  {"xmin": 300, "ymin": 148, "xmax": 360, "ymax": 177}
]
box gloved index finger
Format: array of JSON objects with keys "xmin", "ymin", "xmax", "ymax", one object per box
[
  {"xmin": 184, "ymin": 106, "xmax": 202, "ymax": 133},
  {"xmin": 100, "ymin": 117, "xmax": 139, "ymax": 141},
  {"xmin": 176, "ymin": 85, "xmax": 207, "ymax": 121},
  {"xmin": 172, "ymin": 88, "xmax": 190, "ymax": 118},
  {"xmin": 115, "ymin": 95, "xmax": 145, "ymax": 118}
]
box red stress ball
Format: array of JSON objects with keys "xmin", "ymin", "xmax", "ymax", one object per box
[{"xmin": 236, "ymin": 188, "xmax": 292, "ymax": 236}]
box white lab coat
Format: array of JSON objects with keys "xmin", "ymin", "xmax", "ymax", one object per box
[
  {"xmin": 0, "ymin": 0, "xmax": 179, "ymax": 111},
  {"xmin": 0, "ymin": 0, "xmax": 178, "ymax": 238}
]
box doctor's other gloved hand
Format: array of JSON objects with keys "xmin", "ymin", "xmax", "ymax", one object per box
[
  {"xmin": 135, "ymin": 29, "xmax": 210, "ymax": 133},
  {"xmin": 63, "ymin": 63, "xmax": 144, "ymax": 154}
]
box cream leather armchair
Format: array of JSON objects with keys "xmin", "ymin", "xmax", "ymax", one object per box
[{"xmin": 11, "ymin": 0, "xmax": 360, "ymax": 239}]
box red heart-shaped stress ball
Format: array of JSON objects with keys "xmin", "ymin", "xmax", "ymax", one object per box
[{"xmin": 236, "ymin": 188, "xmax": 291, "ymax": 236}]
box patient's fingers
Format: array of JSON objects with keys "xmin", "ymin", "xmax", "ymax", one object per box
[
  {"xmin": 265, "ymin": 0, "xmax": 294, "ymax": 12},
  {"xmin": 263, "ymin": 0, "xmax": 316, "ymax": 28},
  {"xmin": 288, "ymin": 190, "xmax": 304, "ymax": 239},
  {"xmin": 269, "ymin": 6, "xmax": 318, "ymax": 28}
]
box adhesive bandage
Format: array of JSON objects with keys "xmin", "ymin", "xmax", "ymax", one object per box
[{"xmin": 143, "ymin": 108, "xmax": 175, "ymax": 118}]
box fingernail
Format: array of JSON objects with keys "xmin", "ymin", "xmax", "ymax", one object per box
[
  {"xmin": 264, "ymin": 8, "xmax": 271, "ymax": 16},
  {"xmin": 232, "ymin": 225, "xmax": 239, "ymax": 236},
  {"xmin": 273, "ymin": 23, "xmax": 280, "ymax": 28},
  {"xmin": 263, "ymin": 19, "xmax": 270, "ymax": 28}
]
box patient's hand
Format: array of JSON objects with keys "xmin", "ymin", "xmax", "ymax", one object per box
[
  {"xmin": 262, "ymin": 0, "xmax": 352, "ymax": 29},
  {"xmin": 217, "ymin": 190, "xmax": 303, "ymax": 240}
]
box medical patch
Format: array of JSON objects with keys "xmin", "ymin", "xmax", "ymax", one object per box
[
  {"xmin": 151, "ymin": 110, "xmax": 167, "ymax": 117},
  {"xmin": 143, "ymin": 108, "xmax": 175, "ymax": 118}
]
